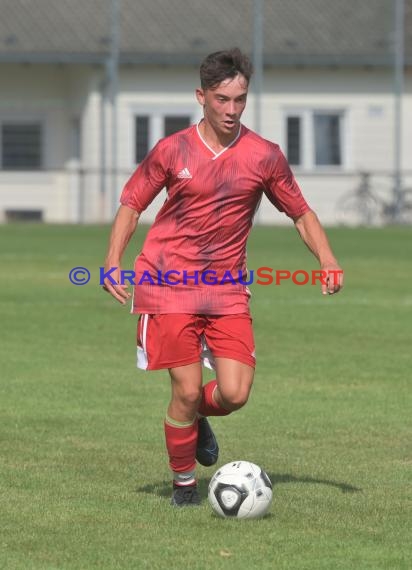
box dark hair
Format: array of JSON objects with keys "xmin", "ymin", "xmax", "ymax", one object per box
[{"xmin": 200, "ymin": 48, "xmax": 253, "ymax": 90}]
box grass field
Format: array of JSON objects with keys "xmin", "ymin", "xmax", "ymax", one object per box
[{"xmin": 1, "ymin": 223, "xmax": 411, "ymax": 570}]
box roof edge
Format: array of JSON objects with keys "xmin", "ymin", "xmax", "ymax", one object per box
[{"xmin": 0, "ymin": 51, "xmax": 410, "ymax": 68}]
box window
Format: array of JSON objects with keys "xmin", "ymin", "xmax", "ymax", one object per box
[
  {"xmin": 1, "ymin": 123, "xmax": 42, "ymax": 169},
  {"xmin": 134, "ymin": 114, "xmax": 192, "ymax": 163},
  {"xmin": 164, "ymin": 116, "xmax": 191, "ymax": 137},
  {"xmin": 135, "ymin": 116, "xmax": 149, "ymax": 163},
  {"xmin": 286, "ymin": 116, "xmax": 301, "ymax": 166},
  {"xmin": 314, "ymin": 113, "xmax": 341, "ymax": 166},
  {"xmin": 284, "ymin": 110, "xmax": 344, "ymax": 169},
  {"xmin": 5, "ymin": 209, "xmax": 43, "ymax": 222}
]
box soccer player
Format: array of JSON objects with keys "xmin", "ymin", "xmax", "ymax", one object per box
[{"xmin": 102, "ymin": 48, "xmax": 344, "ymax": 507}]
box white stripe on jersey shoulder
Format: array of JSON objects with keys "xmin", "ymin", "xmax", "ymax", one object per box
[{"xmin": 196, "ymin": 121, "xmax": 242, "ymax": 160}]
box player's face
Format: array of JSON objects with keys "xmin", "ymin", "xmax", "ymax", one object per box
[{"xmin": 196, "ymin": 74, "xmax": 248, "ymax": 139}]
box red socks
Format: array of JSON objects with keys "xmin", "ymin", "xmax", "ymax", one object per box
[
  {"xmin": 164, "ymin": 416, "xmax": 198, "ymax": 485},
  {"xmin": 164, "ymin": 381, "xmax": 230, "ymax": 484},
  {"xmin": 198, "ymin": 380, "xmax": 231, "ymax": 417}
]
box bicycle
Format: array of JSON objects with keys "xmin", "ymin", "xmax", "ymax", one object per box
[{"xmin": 336, "ymin": 172, "xmax": 412, "ymax": 227}]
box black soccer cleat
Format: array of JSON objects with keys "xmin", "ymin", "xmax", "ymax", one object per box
[
  {"xmin": 171, "ymin": 483, "xmax": 201, "ymax": 507},
  {"xmin": 196, "ymin": 417, "xmax": 219, "ymax": 467}
]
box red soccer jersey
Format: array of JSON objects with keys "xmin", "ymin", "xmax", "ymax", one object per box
[{"xmin": 120, "ymin": 123, "xmax": 311, "ymax": 314}]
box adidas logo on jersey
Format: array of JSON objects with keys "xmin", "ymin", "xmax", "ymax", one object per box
[{"xmin": 177, "ymin": 167, "xmax": 192, "ymax": 179}]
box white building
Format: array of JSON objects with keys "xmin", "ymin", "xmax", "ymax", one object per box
[{"xmin": 0, "ymin": 0, "xmax": 411, "ymax": 225}]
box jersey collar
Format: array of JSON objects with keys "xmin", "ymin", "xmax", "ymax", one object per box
[{"xmin": 196, "ymin": 121, "xmax": 242, "ymax": 160}]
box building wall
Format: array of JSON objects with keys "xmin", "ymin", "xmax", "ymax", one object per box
[
  {"xmin": 403, "ymin": 70, "xmax": 412, "ymax": 190},
  {"xmin": 257, "ymin": 67, "xmax": 401, "ymax": 225},
  {"xmin": 114, "ymin": 66, "xmax": 404, "ymax": 226},
  {"xmin": 0, "ymin": 64, "xmax": 93, "ymax": 222},
  {"xmin": 0, "ymin": 63, "xmax": 409, "ymax": 225}
]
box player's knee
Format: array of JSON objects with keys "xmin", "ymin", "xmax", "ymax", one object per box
[
  {"xmin": 219, "ymin": 389, "xmax": 250, "ymax": 411},
  {"xmin": 178, "ymin": 386, "xmax": 202, "ymax": 409}
]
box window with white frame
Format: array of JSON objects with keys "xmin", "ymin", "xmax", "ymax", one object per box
[
  {"xmin": 1, "ymin": 123, "xmax": 43, "ymax": 170},
  {"xmin": 285, "ymin": 110, "xmax": 345, "ymax": 169},
  {"xmin": 134, "ymin": 113, "xmax": 192, "ymax": 163}
]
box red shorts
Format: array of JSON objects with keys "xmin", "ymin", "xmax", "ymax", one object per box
[{"xmin": 136, "ymin": 313, "xmax": 255, "ymax": 370}]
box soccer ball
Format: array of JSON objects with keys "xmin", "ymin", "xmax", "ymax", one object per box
[{"xmin": 208, "ymin": 461, "xmax": 273, "ymax": 519}]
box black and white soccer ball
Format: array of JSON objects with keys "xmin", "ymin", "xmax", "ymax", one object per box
[{"xmin": 208, "ymin": 461, "xmax": 273, "ymax": 519}]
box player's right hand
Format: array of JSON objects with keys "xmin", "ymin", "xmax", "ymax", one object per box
[{"xmin": 102, "ymin": 265, "xmax": 131, "ymax": 305}]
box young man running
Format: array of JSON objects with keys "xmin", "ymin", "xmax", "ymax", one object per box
[{"xmin": 102, "ymin": 48, "xmax": 344, "ymax": 507}]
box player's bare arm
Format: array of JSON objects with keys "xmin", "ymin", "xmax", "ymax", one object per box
[
  {"xmin": 103, "ymin": 204, "xmax": 140, "ymax": 304},
  {"xmin": 293, "ymin": 210, "xmax": 344, "ymax": 295}
]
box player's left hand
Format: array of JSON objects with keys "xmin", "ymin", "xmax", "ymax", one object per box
[{"xmin": 321, "ymin": 263, "xmax": 344, "ymax": 296}]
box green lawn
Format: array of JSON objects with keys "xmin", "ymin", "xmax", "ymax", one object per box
[{"xmin": 0, "ymin": 223, "xmax": 411, "ymax": 570}]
